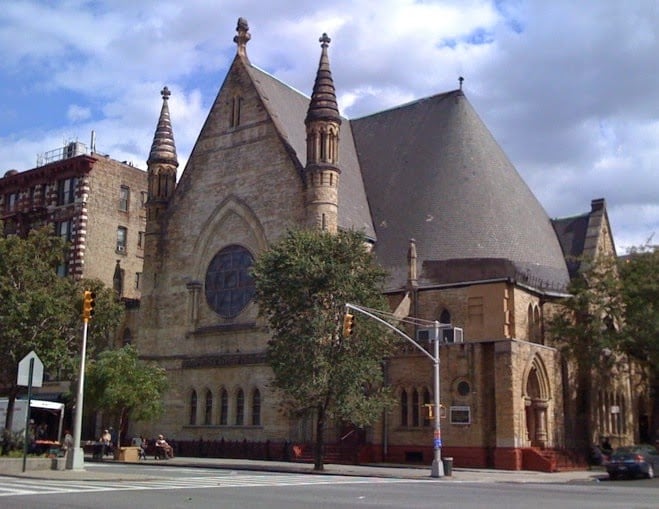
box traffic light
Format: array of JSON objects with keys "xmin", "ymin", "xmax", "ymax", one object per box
[
  {"xmin": 342, "ymin": 313, "xmax": 355, "ymax": 336},
  {"xmin": 82, "ymin": 290, "xmax": 96, "ymax": 321}
]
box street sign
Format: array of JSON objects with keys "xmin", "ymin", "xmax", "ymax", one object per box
[{"xmin": 17, "ymin": 351, "xmax": 43, "ymax": 388}]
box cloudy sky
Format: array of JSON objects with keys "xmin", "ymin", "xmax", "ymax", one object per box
[{"xmin": 1, "ymin": 1, "xmax": 657, "ymax": 253}]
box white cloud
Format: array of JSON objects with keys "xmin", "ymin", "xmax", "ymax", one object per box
[{"xmin": 0, "ymin": 0, "xmax": 657, "ymax": 252}]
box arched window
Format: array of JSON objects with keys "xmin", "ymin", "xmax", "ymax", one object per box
[
  {"xmin": 189, "ymin": 390, "xmax": 197, "ymax": 425},
  {"xmin": 219, "ymin": 389, "xmax": 228, "ymax": 425},
  {"xmin": 412, "ymin": 389, "xmax": 420, "ymax": 427},
  {"xmin": 440, "ymin": 309, "xmax": 451, "ymax": 325},
  {"xmin": 401, "ymin": 389, "xmax": 408, "ymax": 427},
  {"xmin": 236, "ymin": 389, "xmax": 244, "ymax": 425},
  {"xmin": 204, "ymin": 389, "xmax": 212, "ymax": 425},
  {"xmin": 252, "ymin": 388, "xmax": 261, "ymax": 425}
]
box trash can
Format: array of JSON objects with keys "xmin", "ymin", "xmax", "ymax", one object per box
[{"xmin": 442, "ymin": 457, "xmax": 453, "ymax": 476}]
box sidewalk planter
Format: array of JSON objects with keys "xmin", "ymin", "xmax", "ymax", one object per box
[{"xmin": 117, "ymin": 446, "xmax": 140, "ymax": 462}]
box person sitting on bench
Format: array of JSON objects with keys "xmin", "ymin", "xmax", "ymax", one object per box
[{"xmin": 155, "ymin": 434, "xmax": 174, "ymax": 459}]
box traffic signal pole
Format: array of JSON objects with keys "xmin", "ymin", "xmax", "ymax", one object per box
[
  {"xmin": 67, "ymin": 292, "xmax": 93, "ymax": 470},
  {"xmin": 345, "ymin": 303, "xmax": 448, "ymax": 478}
]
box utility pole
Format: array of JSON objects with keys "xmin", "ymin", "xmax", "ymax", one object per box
[{"xmin": 345, "ymin": 303, "xmax": 449, "ymax": 478}]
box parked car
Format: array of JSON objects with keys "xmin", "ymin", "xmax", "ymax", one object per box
[{"xmin": 606, "ymin": 445, "xmax": 659, "ymax": 480}]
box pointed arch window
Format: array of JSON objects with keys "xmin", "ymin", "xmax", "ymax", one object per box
[
  {"xmin": 423, "ymin": 388, "xmax": 431, "ymax": 427},
  {"xmin": 219, "ymin": 389, "xmax": 228, "ymax": 425},
  {"xmin": 189, "ymin": 390, "xmax": 197, "ymax": 425},
  {"xmin": 412, "ymin": 389, "xmax": 420, "ymax": 427},
  {"xmin": 236, "ymin": 388, "xmax": 244, "ymax": 425},
  {"xmin": 400, "ymin": 389, "xmax": 408, "ymax": 427},
  {"xmin": 440, "ymin": 309, "xmax": 451, "ymax": 325},
  {"xmin": 252, "ymin": 388, "xmax": 261, "ymax": 425},
  {"xmin": 204, "ymin": 390, "xmax": 213, "ymax": 425}
]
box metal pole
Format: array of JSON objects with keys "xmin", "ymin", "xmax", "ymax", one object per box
[
  {"xmin": 22, "ymin": 358, "xmax": 34, "ymax": 473},
  {"xmin": 66, "ymin": 319, "xmax": 88, "ymax": 470},
  {"xmin": 430, "ymin": 320, "xmax": 444, "ymax": 478}
]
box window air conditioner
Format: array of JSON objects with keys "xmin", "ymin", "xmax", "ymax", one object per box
[{"xmin": 442, "ymin": 327, "xmax": 464, "ymax": 344}]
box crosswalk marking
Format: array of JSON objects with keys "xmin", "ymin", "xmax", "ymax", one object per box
[{"xmin": 0, "ymin": 474, "xmax": 418, "ymax": 497}]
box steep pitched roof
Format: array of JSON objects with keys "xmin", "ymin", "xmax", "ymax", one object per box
[
  {"xmin": 552, "ymin": 198, "xmax": 615, "ymax": 278},
  {"xmin": 351, "ymin": 90, "xmax": 570, "ymax": 292},
  {"xmin": 244, "ymin": 64, "xmax": 376, "ymax": 238}
]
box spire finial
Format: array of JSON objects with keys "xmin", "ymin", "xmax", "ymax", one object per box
[
  {"xmin": 161, "ymin": 86, "xmax": 171, "ymax": 100},
  {"xmin": 458, "ymin": 76, "xmax": 464, "ymax": 90},
  {"xmin": 234, "ymin": 17, "xmax": 251, "ymax": 58},
  {"xmin": 320, "ymin": 33, "xmax": 331, "ymax": 48}
]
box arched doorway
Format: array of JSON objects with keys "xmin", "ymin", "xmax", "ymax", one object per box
[{"xmin": 523, "ymin": 356, "xmax": 551, "ymax": 447}]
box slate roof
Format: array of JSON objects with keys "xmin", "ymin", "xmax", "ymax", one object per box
[
  {"xmin": 246, "ymin": 63, "xmax": 376, "ymax": 239},
  {"xmin": 551, "ymin": 213, "xmax": 589, "ymax": 278},
  {"xmin": 350, "ymin": 90, "xmax": 570, "ymax": 292},
  {"xmin": 241, "ymin": 55, "xmax": 570, "ymax": 293}
]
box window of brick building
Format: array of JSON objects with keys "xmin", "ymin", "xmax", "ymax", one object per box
[
  {"xmin": 57, "ymin": 177, "xmax": 78, "ymax": 205},
  {"xmin": 401, "ymin": 390, "xmax": 408, "ymax": 427},
  {"xmin": 116, "ymin": 226, "xmax": 127, "ymax": 253},
  {"xmin": 119, "ymin": 186, "xmax": 129, "ymax": 212}
]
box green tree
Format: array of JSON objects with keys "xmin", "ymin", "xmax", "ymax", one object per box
[
  {"xmin": 547, "ymin": 254, "xmax": 624, "ymax": 451},
  {"xmin": 252, "ymin": 229, "xmax": 396, "ymax": 471},
  {"xmin": 0, "ymin": 224, "xmax": 125, "ymax": 433},
  {"xmin": 0, "ymin": 226, "xmax": 78, "ymax": 431},
  {"xmin": 84, "ymin": 345, "xmax": 168, "ymax": 448},
  {"xmin": 618, "ymin": 245, "xmax": 659, "ymax": 441}
]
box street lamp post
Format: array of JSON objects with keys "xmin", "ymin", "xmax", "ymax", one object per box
[
  {"xmin": 345, "ymin": 304, "xmax": 446, "ymax": 478},
  {"xmin": 430, "ymin": 320, "xmax": 444, "ymax": 477}
]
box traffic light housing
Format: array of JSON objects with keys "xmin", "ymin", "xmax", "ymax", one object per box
[
  {"xmin": 82, "ymin": 290, "xmax": 96, "ymax": 321},
  {"xmin": 342, "ymin": 313, "xmax": 355, "ymax": 336}
]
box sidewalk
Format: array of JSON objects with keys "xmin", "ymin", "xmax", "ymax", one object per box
[{"xmin": 6, "ymin": 455, "xmax": 608, "ymax": 484}]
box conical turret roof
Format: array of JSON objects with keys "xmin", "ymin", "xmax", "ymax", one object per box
[
  {"xmin": 305, "ymin": 33, "xmax": 341, "ymax": 125},
  {"xmin": 148, "ymin": 86, "xmax": 178, "ymax": 167}
]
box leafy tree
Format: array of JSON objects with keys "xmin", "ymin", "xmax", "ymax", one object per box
[
  {"xmin": 84, "ymin": 345, "xmax": 168, "ymax": 448},
  {"xmin": 618, "ymin": 245, "xmax": 659, "ymax": 441},
  {"xmin": 547, "ymin": 254, "xmax": 624, "ymax": 451},
  {"xmin": 0, "ymin": 226, "xmax": 78, "ymax": 431},
  {"xmin": 0, "ymin": 223, "xmax": 125, "ymax": 434},
  {"xmin": 252, "ymin": 229, "xmax": 396, "ymax": 471}
]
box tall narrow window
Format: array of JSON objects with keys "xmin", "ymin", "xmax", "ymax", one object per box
[
  {"xmin": 220, "ymin": 389, "xmax": 228, "ymax": 425},
  {"xmin": 137, "ymin": 231, "xmax": 145, "ymax": 249},
  {"xmin": 57, "ymin": 177, "xmax": 78, "ymax": 205},
  {"xmin": 5, "ymin": 192, "xmax": 19, "ymax": 211},
  {"xmin": 190, "ymin": 390, "xmax": 197, "ymax": 425},
  {"xmin": 204, "ymin": 390, "xmax": 213, "ymax": 425},
  {"xmin": 252, "ymin": 389, "xmax": 261, "ymax": 426},
  {"xmin": 116, "ymin": 226, "xmax": 127, "ymax": 253},
  {"xmin": 119, "ymin": 186, "xmax": 129, "ymax": 211},
  {"xmin": 56, "ymin": 220, "xmax": 73, "ymax": 242},
  {"xmin": 236, "ymin": 389, "xmax": 244, "ymax": 425},
  {"xmin": 401, "ymin": 390, "xmax": 408, "ymax": 427},
  {"xmin": 412, "ymin": 389, "xmax": 420, "ymax": 427},
  {"xmin": 135, "ymin": 272, "xmax": 142, "ymax": 290}
]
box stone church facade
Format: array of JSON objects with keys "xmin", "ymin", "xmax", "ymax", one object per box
[{"xmin": 133, "ymin": 19, "xmax": 645, "ymax": 470}]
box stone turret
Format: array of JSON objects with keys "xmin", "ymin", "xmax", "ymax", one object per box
[
  {"xmin": 304, "ymin": 33, "xmax": 341, "ymax": 232},
  {"xmin": 146, "ymin": 86, "xmax": 178, "ymax": 228}
]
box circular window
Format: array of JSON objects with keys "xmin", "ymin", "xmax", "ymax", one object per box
[
  {"xmin": 457, "ymin": 381, "xmax": 471, "ymax": 396},
  {"xmin": 204, "ymin": 245, "xmax": 255, "ymax": 318}
]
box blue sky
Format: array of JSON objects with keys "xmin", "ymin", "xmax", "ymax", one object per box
[{"xmin": 1, "ymin": 0, "xmax": 658, "ymax": 252}]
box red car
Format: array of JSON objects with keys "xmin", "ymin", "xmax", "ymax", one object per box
[{"xmin": 606, "ymin": 445, "xmax": 659, "ymax": 480}]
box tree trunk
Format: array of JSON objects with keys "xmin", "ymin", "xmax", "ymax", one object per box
[{"xmin": 314, "ymin": 404, "xmax": 325, "ymax": 471}]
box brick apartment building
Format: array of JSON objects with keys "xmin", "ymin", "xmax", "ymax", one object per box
[{"xmin": 1, "ymin": 139, "xmax": 148, "ymax": 301}]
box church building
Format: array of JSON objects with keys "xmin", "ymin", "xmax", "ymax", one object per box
[{"xmin": 134, "ymin": 19, "xmax": 643, "ymax": 470}]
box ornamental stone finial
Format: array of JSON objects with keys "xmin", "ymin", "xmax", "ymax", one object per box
[{"xmin": 234, "ymin": 17, "xmax": 251, "ymax": 58}]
